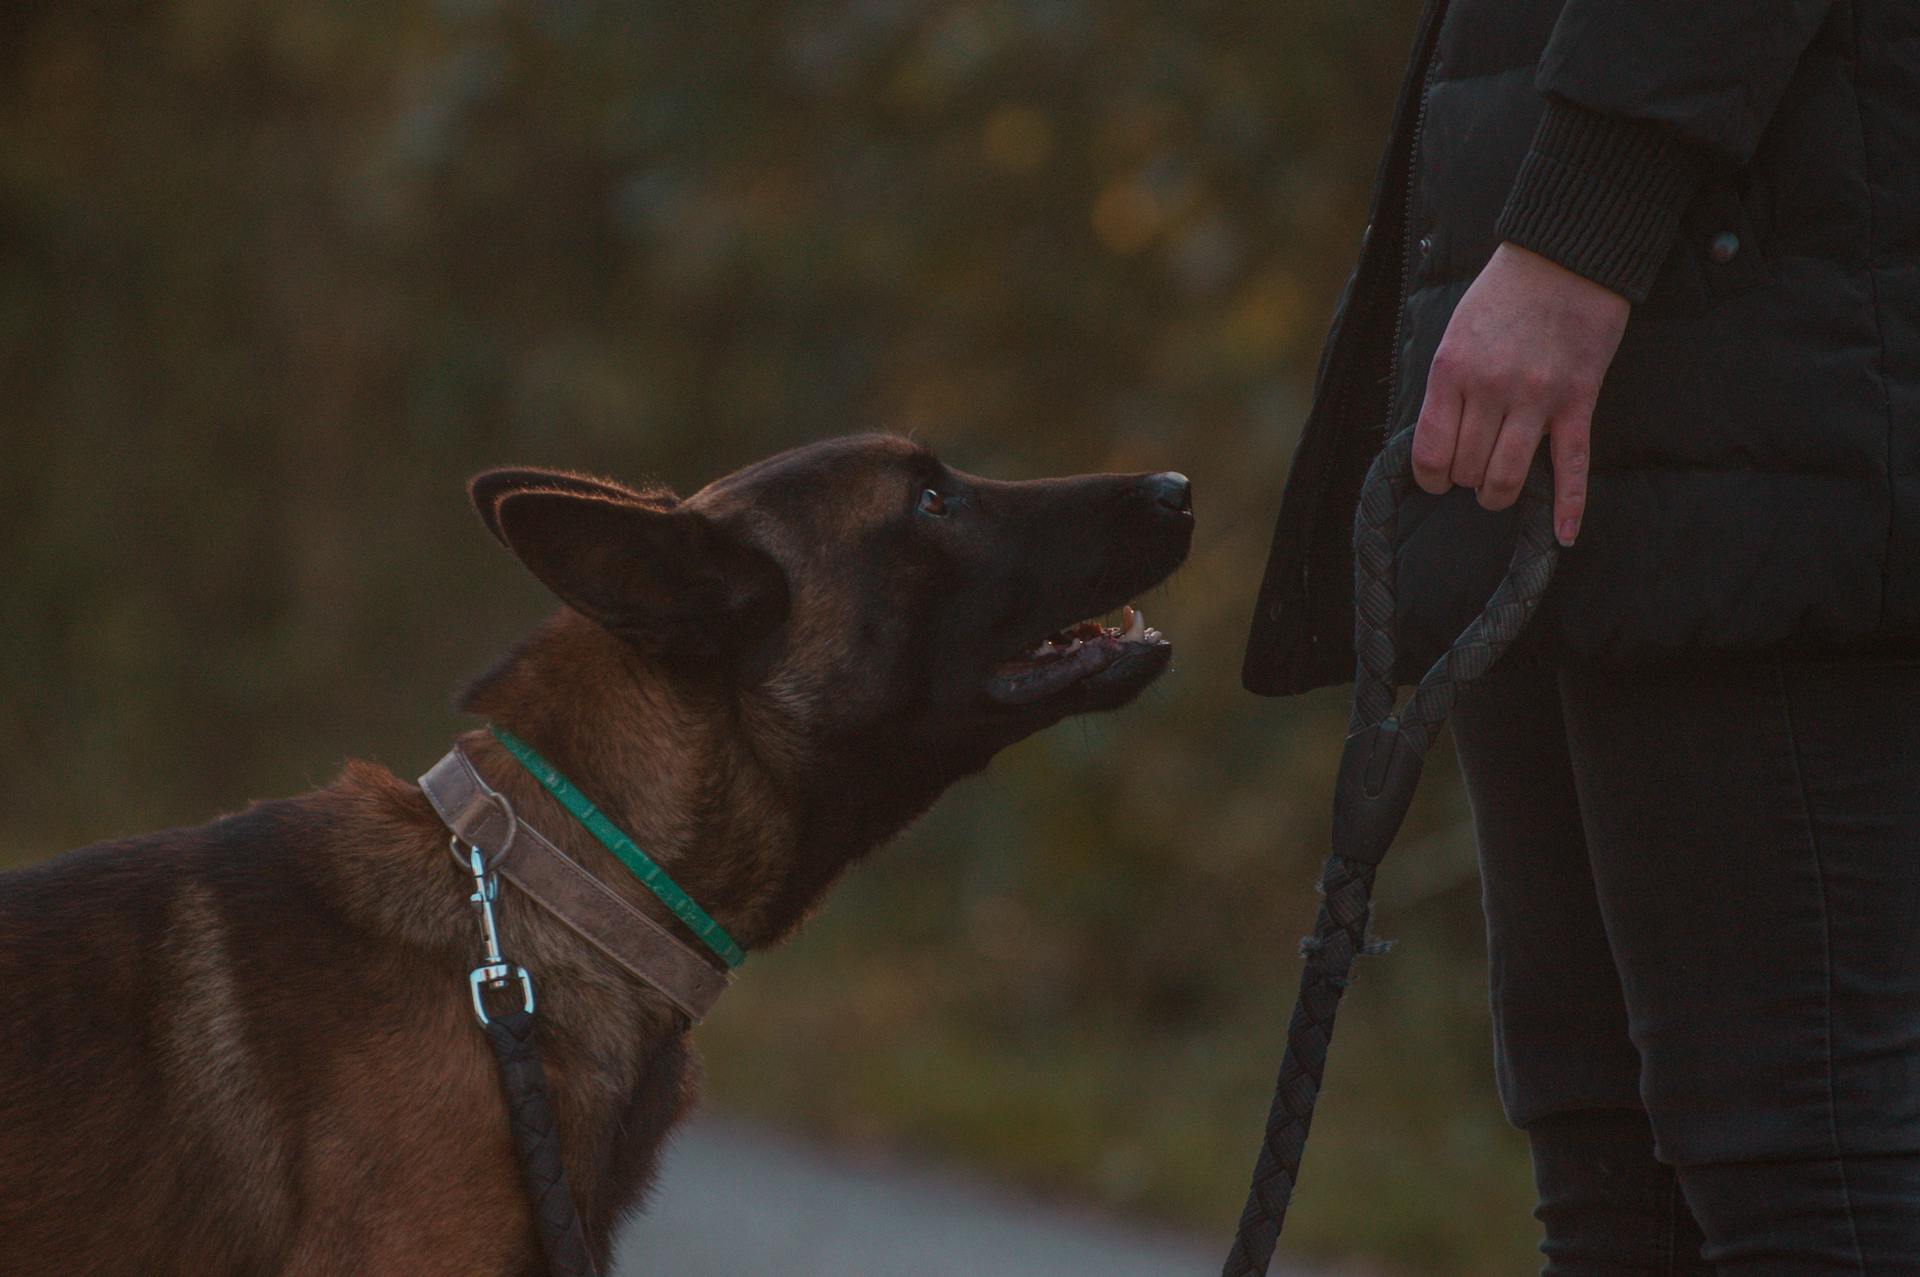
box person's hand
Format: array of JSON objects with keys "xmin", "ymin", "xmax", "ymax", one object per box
[{"xmin": 1412, "ymin": 242, "xmax": 1630, "ymax": 546}]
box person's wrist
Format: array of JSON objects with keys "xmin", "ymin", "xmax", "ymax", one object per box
[{"xmin": 1490, "ymin": 243, "xmax": 1632, "ymax": 325}]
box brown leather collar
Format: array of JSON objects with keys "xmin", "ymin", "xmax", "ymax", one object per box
[{"xmin": 418, "ymin": 747, "xmax": 730, "ymax": 1022}]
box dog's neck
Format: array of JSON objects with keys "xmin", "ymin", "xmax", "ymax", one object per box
[
  {"xmin": 453, "ymin": 611, "xmax": 803, "ymax": 951},
  {"xmin": 459, "ymin": 609, "xmax": 962, "ymax": 952},
  {"xmin": 364, "ymin": 609, "xmax": 953, "ymax": 1241}
]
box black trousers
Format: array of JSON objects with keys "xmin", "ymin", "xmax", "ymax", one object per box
[{"xmin": 1450, "ymin": 656, "xmax": 1920, "ymax": 1275}]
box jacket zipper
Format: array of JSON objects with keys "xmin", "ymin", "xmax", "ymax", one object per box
[
  {"xmin": 1277, "ymin": 0, "xmax": 1451, "ymax": 648},
  {"xmin": 1383, "ymin": 14, "xmax": 1444, "ymax": 443}
]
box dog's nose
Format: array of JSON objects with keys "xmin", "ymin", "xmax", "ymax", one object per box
[{"xmin": 1143, "ymin": 471, "xmax": 1192, "ymax": 515}]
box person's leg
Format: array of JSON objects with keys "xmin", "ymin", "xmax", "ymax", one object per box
[
  {"xmin": 1559, "ymin": 656, "xmax": 1920, "ymax": 1274},
  {"xmin": 1453, "ymin": 661, "xmax": 1709, "ymax": 1274}
]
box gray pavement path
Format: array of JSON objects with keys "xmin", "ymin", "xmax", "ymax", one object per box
[{"xmin": 613, "ymin": 1118, "xmax": 1305, "ymax": 1276}]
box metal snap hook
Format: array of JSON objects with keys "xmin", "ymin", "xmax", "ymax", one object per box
[
  {"xmin": 451, "ymin": 835, "xmax": 538, "ymax": 1028},
  {"xmin": 469, "ymin": 963, "xmax": 536, "ymax": 1027}
]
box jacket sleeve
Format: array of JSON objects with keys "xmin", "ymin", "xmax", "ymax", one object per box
[{"xmin": 1494, "ymin": 2, "xmax": 1837, "ymax": 302}]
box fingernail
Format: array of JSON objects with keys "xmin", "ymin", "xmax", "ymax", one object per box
[{"xmin": 1557, "ymin": 517, "xmax": 1580, "ymax": 547}]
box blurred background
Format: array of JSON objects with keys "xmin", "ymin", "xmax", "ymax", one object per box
[{"xmin": 0, "ymin": 0, "xmax": 1540, "ymax": 1270}]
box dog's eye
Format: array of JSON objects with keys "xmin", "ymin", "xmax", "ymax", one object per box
[{"xmin": 916, "ymin": 488, "xmax": 951, "ymax": 518}]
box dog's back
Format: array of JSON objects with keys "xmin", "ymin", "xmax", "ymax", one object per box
[
  {"xmin": 0, "ymin": 812, "xmax": 307, "ymax": 1270},
  {"xmin": 0, "ymin": 781, "xmax": 553, "ymax": 1276}
]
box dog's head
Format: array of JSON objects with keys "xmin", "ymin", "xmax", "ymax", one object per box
[{"xmin": 469, "ymin": 434, "xmax": 1191, "ymax": 780}]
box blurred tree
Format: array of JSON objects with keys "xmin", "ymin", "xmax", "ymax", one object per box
[{"xmin": 0, "ymin": 1, "xmax": 1537, "ymax": 1270}]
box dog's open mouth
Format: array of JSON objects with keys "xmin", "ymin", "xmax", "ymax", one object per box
[{"xmin": 985, "ymin": 604, "xmax": 1170, "ymax": 706}]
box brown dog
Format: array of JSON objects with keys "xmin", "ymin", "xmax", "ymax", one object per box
[{"xmin": 0, "ymin": 434, "xmax": 1191, "ymax": 1275}]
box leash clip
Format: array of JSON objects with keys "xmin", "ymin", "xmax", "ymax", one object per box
[{"xmin": 454, "ymin": 837, "xmax": 536, "ymax": 1027}]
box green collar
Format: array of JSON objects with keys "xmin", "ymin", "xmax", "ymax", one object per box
[{"xmin": 488, "ymin": 725, "xmax": 746, "ymax": 969}]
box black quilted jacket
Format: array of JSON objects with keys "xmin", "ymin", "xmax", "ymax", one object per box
[{"xmin": 1243, "ymin": 0, "xmax": 1920, "ymax": 696}]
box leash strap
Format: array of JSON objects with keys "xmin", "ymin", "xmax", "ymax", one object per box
[
  {"xmin": 1221, "ymin": 428, "xmax": 1560, "ymax": 1276},
  {"xmin": 420, "ymin": 747, "xmax": 730, "ymax": 1021},
  {"xmin": 485, "ymin": 1007, "xmax": 601, "ymax": 1277},
  {"xmin": 453, "ymin": 842, "xmax": 600, "ymax": 1277}
]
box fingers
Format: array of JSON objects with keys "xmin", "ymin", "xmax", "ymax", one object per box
[
  {"xmin": 1547, "ymin": 408, "xmax": 1592, "ymax": 546},
  {"xmin": 1412, "ymin": 373, "xmax": 1462, "ymax": 495},
  {"xmin": 1454, "ymin": 395, "xmax": 1503, "ymax": 490},
  {"xmin": 1414, "ymin": 366, "xmax": 1545, "ymax": 511},
  {"xmin": 1477, "ymin": 413, "xmax": 1544, "ymax": 512}
]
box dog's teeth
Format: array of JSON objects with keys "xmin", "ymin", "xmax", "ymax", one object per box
[{"xmin": 1123, "ymin": 605, "xmax": 1146, "ymax": 641}]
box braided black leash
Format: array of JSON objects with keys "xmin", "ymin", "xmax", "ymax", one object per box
[
  {"xmin": 485, "ymin": 1008, "xmax": 599, "ymax": 1277},
  {"xmin": 455, "ymin": 840, "xmax": 602, "ymax": 1277},
  {"xmin": 1221, "ymin": 427, "xmax": 1560, "ymax": 1276}
]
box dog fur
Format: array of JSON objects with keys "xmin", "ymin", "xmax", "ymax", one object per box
[{"xmin": 0, "ymin": 434, "xmax": 1191, "ymax": 1274}]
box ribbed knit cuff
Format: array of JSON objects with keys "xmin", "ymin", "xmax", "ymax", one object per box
[{"xmin": 1495, "ymin": 98, "xmax": 1712, "ymax": 303}]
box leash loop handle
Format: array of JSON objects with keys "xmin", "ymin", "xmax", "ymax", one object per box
[
  {"xmin": 1350, "ymin": 426, "xmax": 1560, "ymax": 747},
  {"xmin": 1330, "ymin": 426, "xmax": 1558, "ymax": 865},
  {"xmin": 1222, "ymin": 427, "xmax": 1560, "ymax": 1277}
]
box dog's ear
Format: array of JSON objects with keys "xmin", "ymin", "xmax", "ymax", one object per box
[
  {"xmin": 468, "ymin": 468, "xmax": 656, "ymax": 547},
  {"xmin": 486, "ymin": 485, "xmax": 790, "ymax": 665}
]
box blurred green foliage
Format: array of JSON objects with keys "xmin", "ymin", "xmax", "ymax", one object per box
[{"xmin": 0, "ymin": 0, "xmax": 1537, "ymax": 1270}]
